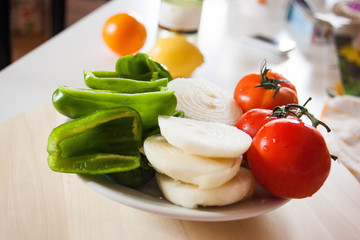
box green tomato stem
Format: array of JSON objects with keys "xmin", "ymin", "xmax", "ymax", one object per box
[
  {"xmin": 270, "ymin": 97, "xmax": 331, "ymax": 132},
  {"xmin": 254, "ymin": 60, "xmax": 288, "ymax": 98}
]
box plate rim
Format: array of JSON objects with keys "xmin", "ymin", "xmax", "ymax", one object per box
[{"xmin": 77, "ymin": 174, "xmax": 290, "ymax": 222}]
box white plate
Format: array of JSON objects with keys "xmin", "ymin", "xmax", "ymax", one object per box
[{"xmin": 77, "ymin": 174, "xmax": 290, "ymax": 222}]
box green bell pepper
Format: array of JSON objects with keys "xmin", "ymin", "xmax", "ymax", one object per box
[
  {"xmin": 115, "ymin": 53, "xmax": 172, "ymax": 81},
  {"xmin": 47, "ymin": 107, "xmax": 142, "ymax": 174},
  {"xmin": 83, "ymin": 70, "xmax": 168, "ymax": 93},
  {"xmin": 52, "ymin": 86, "xmax": 177, "ymax": 129},
  {"xmin": 107, "ymin": 154, "xmax": 155, "ymax": 188}
]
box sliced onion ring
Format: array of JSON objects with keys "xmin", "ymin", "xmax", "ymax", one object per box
[{"xmin": 168, "ymin": 78, "xmax": 243, "ymax": 125}]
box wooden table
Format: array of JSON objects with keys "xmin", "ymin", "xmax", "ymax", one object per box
[
  {"xmin": 1, "ymin": 103, "xmax": 360, "ymax": 239},
  {"xmin": 1, "ymin": 0, "xmax": 360, "ymax": 239}
]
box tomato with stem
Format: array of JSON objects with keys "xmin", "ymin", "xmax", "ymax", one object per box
[
  {"xmin": 234, "ymin": 62, "xmax": 298, "ymax": 112},
  {"xmin": 246, "ymin": 101, "xmax": 334, "ymax": 199}
]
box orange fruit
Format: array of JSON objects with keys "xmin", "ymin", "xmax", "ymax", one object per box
[{"xmin": 102, "ymin": 13, "xmax": 147, "ymax": 56}]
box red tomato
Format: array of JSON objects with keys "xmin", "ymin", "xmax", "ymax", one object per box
[
  {"xmin": 234, "ymin": 65, "xmax": 298, "ymax": 112},
  {"xmin": 236, "ymin": 108, "xmax": 275, "ymax": 138},
  {"xmin": 247, "ymin": 118, "xmax": 331, "ymax": 199},
  {"xmin": 236, "ymin": 108, "xmax": 276, "ymax": 164}
]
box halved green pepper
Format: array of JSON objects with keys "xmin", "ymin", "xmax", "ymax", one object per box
[
  {"xmin": 115, "ymin": 53, "xmax": 172, "ymax": 81},
  {"xmin": 47, "ymin": 107, "xmax": 142, "ymax": 174},
  {"xmin": 52, "ymin": 86, "xmax": 177, "ymax": 129},
  {"xmin": 83, "ymin": 70, "xmax": 168, "ymax": 93}
]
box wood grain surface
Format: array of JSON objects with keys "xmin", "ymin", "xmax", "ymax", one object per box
[{"xmin": 1, "ymin": 104, "xmax": 360, "ymax": 240}]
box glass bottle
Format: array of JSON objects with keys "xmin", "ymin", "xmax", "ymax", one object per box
[{"xmin": 157, "ymin": 0, "xmax": 204, "ymax": 43}]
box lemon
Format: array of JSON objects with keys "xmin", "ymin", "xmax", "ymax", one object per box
[{"xmin": 148, "ymin": 36, "xmax": 204, "ymax": 78}]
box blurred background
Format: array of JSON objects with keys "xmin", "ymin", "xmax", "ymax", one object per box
[
  {"xmin": 5, "ymin": 0, "xmax": 107, "ymax": 63},
  {"xmin": 2, "ymin": 0, "xmax": 360, "ymax": 93}
]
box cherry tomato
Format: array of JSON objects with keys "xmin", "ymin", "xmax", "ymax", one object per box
[
  {"xmin": 234, "ymin": 64, "xmax": 298, "ymax": 112},
  {"xmin": 247, "ymin": 118, "xmax": 331, "ymax": 199},
  {"xmin": 102, "ymin": 13, "xmax": 147, "ymax": 56},
  {"xmin": 236, "ymin": 108, "xmax": 275, "ymax": 138}
]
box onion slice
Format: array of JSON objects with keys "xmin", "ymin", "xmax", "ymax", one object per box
[
  {"xmin": 167, "ymin": 78, "xmax": 243, "ymax": 125},
  {"xmin": 143, "ymin": 135, "xmax": 241, "ymax": 189},
  {"xmin": 158, "ymin": 116, "xmax": 252, "ymax": 158},
  {"xmin": 156, "ymin": 168, "xmax": 256, "ymax": 209}
]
